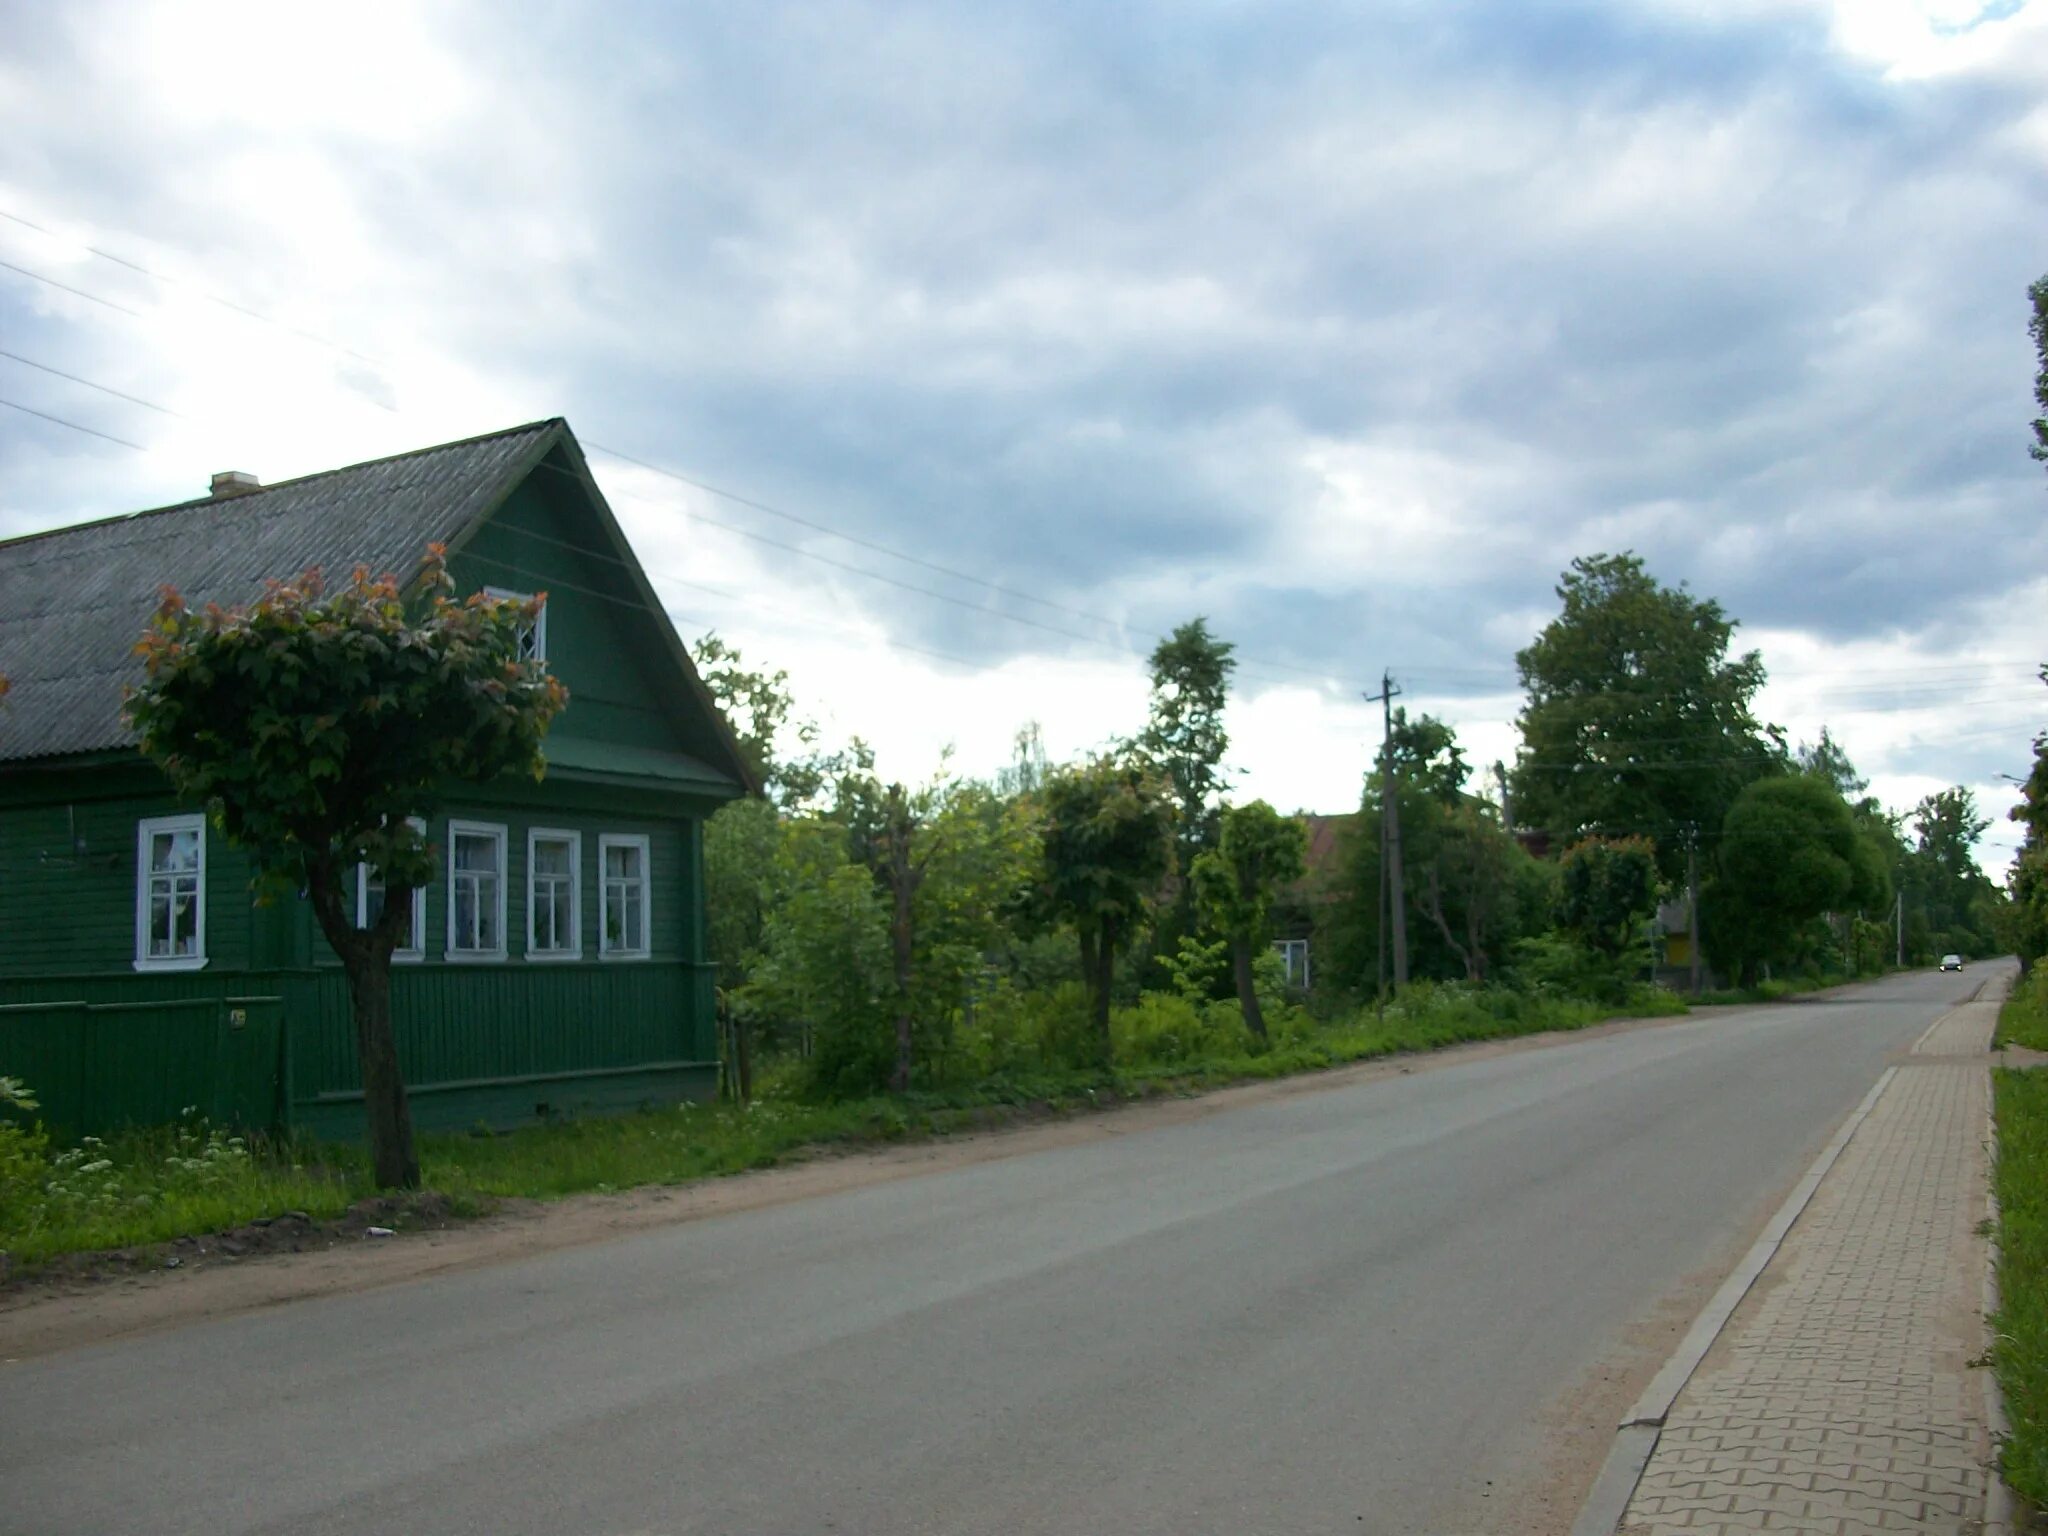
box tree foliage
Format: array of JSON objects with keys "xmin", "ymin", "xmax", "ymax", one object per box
[
  {"xmin": 2031, "ymin": 273, "xmax": 2048, "ymax": 468},
  {"xmin": 1557, "ymin": 835, "xmax": 1661, "ymax": 961},
  {"xmin": 1711, "ymin": 774, "xmax": 1888, "ymax": 985},
  {"xmin": 125, "ymin": 549, "xmax": 565, "ymax": 1188},
  {"xmin": 1191, "ymin": 801, "xmax": 1305, "ymax": 1038},
  {"xmin": 1512, "ymin": 553, "xmax": 1781, "ymax": 879},
  {"xmin": 1323, "ymin": 713, "xmax": 1551, "ymax": 991},
  {"xmin": 1035, "ymin": 757, "xmax": 1177, "ymax": 1058},
  {"xmin": 1139, "ymin": 617, "xmax": 1236, "ymax": 888}
]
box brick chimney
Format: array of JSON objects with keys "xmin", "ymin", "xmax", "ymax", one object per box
[{"xmin": 209, "ymin": 470, "xmax": 261, "ymax": 499}]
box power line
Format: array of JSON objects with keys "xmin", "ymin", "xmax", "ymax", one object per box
[
  {"xmin": 0, "ymin": 256, "xmax": 145, "ymax": 319},
  {"xmin": 0, "ymin": 200, "xmax": 1365, "ymax": 690},
  {"xmin": 0, "ymin": 396, "xmax": 145, "ymax": 451},
  {"xmin": 0, "ymin": 347, "xmax": 181, "ymax": 416},
  {"xmin": 0, "ymin": 206, "xmax": 383, "ymax": 367}
]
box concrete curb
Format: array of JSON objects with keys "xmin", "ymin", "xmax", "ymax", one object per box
[
  {"xmin": 1981, "ymin": 967, "xmax": 2022, "ymax": 1536},
  {"xmin": 1567, "ymin": 1064, "xmax": 1899, "ymax": 1536}
]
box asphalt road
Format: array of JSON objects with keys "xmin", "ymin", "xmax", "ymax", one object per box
[{"xmin": 1, "ymin": 967, "xmax": 1992, "ymax": 1536}]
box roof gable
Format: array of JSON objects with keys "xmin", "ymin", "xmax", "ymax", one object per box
[{"xmin": 0, "ymin": 420, "xmax": 753, "ymax": 794}]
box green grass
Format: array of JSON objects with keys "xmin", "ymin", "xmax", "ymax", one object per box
[
  {"xmin": 1997, "ymin": 960, "xmax": 2048, "ymax": 1051},
  {"xmin": 1690, "ymin": 969, "xmax": 1883, "ymax": 1007},
  {"xmin": 0, "ymin": 982, "xmax": 1690, "ymax": 1271},
  {"xmin": 1994, "ymin": 1062, "xmax": 2048, "ymax": 1508}
]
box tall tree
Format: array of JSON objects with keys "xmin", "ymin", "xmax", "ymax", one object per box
[
  {"xmin": 2030, "ymin": 274, "xmax": 2048, "ymax": 468},
  {"xmin": 1512, "ymin": 553, "xmax": 1782, "ymax": 880},
  {"xmin": 1712, "ymin": 774, "xmax": 1889, "ymax": 985},
  {"xmin": 1139, "ymin": 618, "xmax": 1237, "ymax": 881},
  {"xmin": 1035, "ymin": 757, "xmax": 1177, "ymax": 1059},
  {"xmin": 1899, "ymin": 787, "xmax": 2002, "ymax": 957},
  {"xmin": 1797, "ymin": 727, "xmax": 1868, "ymax": 798},
  {"xmin": 691, "ymin": 632, "xmax": 850, "ymax": 809},
  {"xmin": 1557, "ymin": 836, "xmax": 1662, "ymax": 963},
  {"xmin": 127, "ymin": 552, "xmax": 566, "ymax": 1188},
  {"xmin": 1190, "ymin": 801, "xmax": 1306, "ymax": 1039}
]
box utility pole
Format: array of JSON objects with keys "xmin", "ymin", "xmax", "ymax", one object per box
[
  {"xmin": 1367, "ymin": 672, "xmax": 1409, "ymax": 993},
  {"xmin": 1495, "ymin": 760, "xmax": 1513, "ymax": 832},
  {"xmin": 1686, "ymin": 823, "xmax": 1701, "ymax": 998},
  {"xmin": 1895, "ymin": 888, "xmax": 1904, "ymax": 969}
]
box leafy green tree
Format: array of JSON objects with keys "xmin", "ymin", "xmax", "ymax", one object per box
[
  {"xmin": 1712, "ymin": 775, "xmax": 1888, "ymax": 986},
  {"xmin": 2030, "ymin": 274, "xmax": 2048, "ymax": 468},
  {"xmin": 2007, "ymin": 672, "xmax": 2048, "ymax": 965},
  {"xmin": 1511, "ymin": 553, "xmax": 1782, "ymax": 879},
  {"xmin": 1138, "ymin": 617, "xmax": 1236, "ymax": 897},
  {"xmin": 691, "ymin": 632, "xmax": 854, "ymax": 809},
  {"xmin": 705, "ymin": 795, "xmax": 781, "ymax": 985},
  {"xmin": 1035, "ymin": 757, "xmax": 1177, "ymax": 1059},
  {"xmin": 1413, "ymin": 801, "xmax": 1527, "ymax": 985},
  {"xmin": 126, "ymin": 552, "xmax": 565, "ymax": 1188},
  {"xmin": 1797, "ymin": 727, "xmax": 1868, "ymax": 798},
  {"xmin": 1324, "ymin": 714, "xmax": 1546, "ymax": 989},
  {"xmin": 1558, "ymin": 836, "xmax": 1662, "ymax": 963},
  {"xmin": 744, "ymin": 818, "xmax": 893, "ymax": 1096},
  {"xmin": 1190, "ymin": 802, "xmax": 1306, "ymax": 1038},
  {"xmin": 1899, "ymin": 787, "xmax": 2002, "ymax": 958}
]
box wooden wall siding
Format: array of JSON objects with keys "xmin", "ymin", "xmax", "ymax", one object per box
[
  {"xmin": 0, "ymin": 795, "xmax": 253, "ymax": 977},
  {"xmin": 0, "ymin": 994, "xmax": 284, "ymax": 1140},
  {"xmin": 284, "ymin": 960, "xmax": 713, "ymax": 1103},
  {"xmin": 449, "ymin": 473, "xmax": 699, "ymax": 758}
]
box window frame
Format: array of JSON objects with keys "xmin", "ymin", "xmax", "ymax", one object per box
[
  {"xmin": 1273, "ymin": 937, "xmax": 1310, "ymax": 990},
  {"xmin": 526, "ymin": 827, "xmax": 582, "ymax": 961},
  {"xmin": 482, "ymin": 584, "xmax": 547, "ymax": 664},
  {"xmin": 445, "ymin": 820, "xmax": 509, "ymax": 963},
  {"xmin": 134, "ymin": 813, "xmax": 208, "ymax": 972},
  {"xmin": 598, "ymin": 833, "xmax": 652, "ymax": 960},
  {"xmin": 356, "ymin": 816, "xmax": 428, "ymax": 962}
]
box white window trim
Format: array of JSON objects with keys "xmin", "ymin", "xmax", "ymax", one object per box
[
  {"xmin": 1273, "ymin": 937, "xmax": 1310, "ymax": 990},
  {"xmin": 598, "ymin": 833, "xmax": 653, "ymax": 960},
  {"xmin": 135, "ymin": 813, "xmax": 208, "ymax": 972},
  {"xmin": 526, "ymin": 828, "xmax": 582, "ymax": 961},
  {"xmin": 483, "ymin": 584, "xmax": 547, "ymax": 663},
  {"xmin": 446, "ymin": 820, "xmax": 509, "ymax": 963},
  {"xmin": 356, "ymin": 816, "xmax": 427, "ymax": 962}
]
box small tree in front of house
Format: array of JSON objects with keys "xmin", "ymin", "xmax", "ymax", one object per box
[
  {"xmin": 1035, "ymin": 756, "xmax": 1177, "ymax": 1062},
  {"xmin": 126, "ymin": 549, "xmax": 566, "ymax": 1189},
  {"xmin": 1191, "ymin": 801, "xmax": 1305, "ymax": 1040}
]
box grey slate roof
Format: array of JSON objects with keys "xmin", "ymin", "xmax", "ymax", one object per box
[{"xmin": 0, "ymin": 420, "xmax": 559, "ymax": 763}]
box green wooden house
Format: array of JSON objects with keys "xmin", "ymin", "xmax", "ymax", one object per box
[{"xmin": 0, "ymin": 419, "xmax": 754, "ymax": 1141}]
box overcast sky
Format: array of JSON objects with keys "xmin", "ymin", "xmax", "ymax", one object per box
[{"xmin": 1, "ymin": 0, "xmax": 2043, "ymax": 872}]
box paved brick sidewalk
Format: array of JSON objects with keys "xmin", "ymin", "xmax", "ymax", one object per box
[{"xmin": 1618, "ymin": 994, "xmax": 2000, "ymax": 1535}]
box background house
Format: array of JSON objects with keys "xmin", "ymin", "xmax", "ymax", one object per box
[{"xmin": 0, "ymin": 419, "xmax": 753, "ymax": 1140}]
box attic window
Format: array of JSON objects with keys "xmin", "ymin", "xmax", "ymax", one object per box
[{"xmin": 483, "ymin": 586, "xmax": 547, "ymax": 664}]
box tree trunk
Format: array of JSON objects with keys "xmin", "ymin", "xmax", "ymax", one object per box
[
  {"xmin": 734, "ymin": 1007, "xmax": 754, "ymax": 1106},
  {"xmin": 344, "ymin": 953, "xmax": 419, "ymax": 1189},
  {"xmin": 307, "ymin": 862, "xmax": 419, "ymax": 1190},
  {"xmin": 1421, "ymin": 864, "xmax": 1479, "ymax": 984},
  {"xmin": 1079, "ymin": 927, "xmax": 1114, "ymax": 1064},
  {"xmin": 1230, "ymin": 936, "xmax": 1267, "ymax": 1039},
  {"xmin": 888, "ymin": 853, "xmax": 914, "ymax": 1093},
  {"xmin": 883, "ymin": 784, "xmax": 922, "ymax": 1095}
]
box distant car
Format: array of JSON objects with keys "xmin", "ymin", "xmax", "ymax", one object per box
[{"xmin": 1940, "ymin": 954, "xmax": 1964, "ymax": 972}]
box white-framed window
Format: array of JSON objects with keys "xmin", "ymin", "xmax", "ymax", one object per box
[
  {"xmin": 599, "ymin": 833, "xmax": 651, "ymax": 959},
  {"xmin": 356, "ymin": 816, "xmax": 427, "ymax": 961},
  {"xmin": 135, "ymin": 814, "xmax": 206, "ymax": 971},
  {"xmin": 1273, "ymin": 937, "xmax": 1310, "ymax": 990},
  {"xmin": 527, "ymin": 828, "xmax": 581, "ymax": 960},
  {"xmin": 483, "ymin": 585, "xmax": 547, "ymax": 664},
  {"xmin": 447, "ymin": 821, "xmax": 508, "ymax": 961}
]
